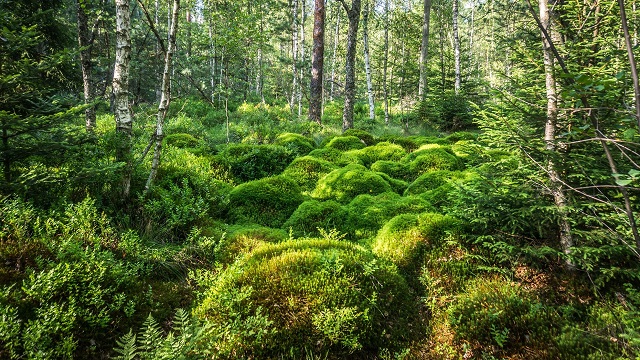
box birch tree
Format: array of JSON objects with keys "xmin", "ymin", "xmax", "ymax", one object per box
[
  {"xmin": 309, "ymin": 0, "xmax": 326, "ymax": 124},
  {"xmin": 453, "ymin": 0, "xmax": 460, "ymax": 93},
  {"xmin": 418, "ymin": 0, "xmax": 432, "ymax": 99},
  {"xmin": 362, "ymin": 0, "xmax": 374, "ymax": 120},
  {"xmin": 76, "ymin": 0, "xmax": 96, "ymax": 131},
  {"xmin": 339, "ymin": 0, "xmax": 362, "ymax": 131}
]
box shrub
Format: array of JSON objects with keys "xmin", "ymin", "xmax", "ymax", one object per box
[
  {"xmin": 345, "ymin": 192, "xmax": 432, "ymax": 238},
  {"xmin": 218, "ymin": 144, "xmax": 295, "ymax": 183},
  {"xmin": 324, "ymin": 136, "xmax": 366, "ymax": 151},
  {"xmin": 448, "ymin": 278, "xmax": 557, "ymax": 354},
  {"xmin": 164, "ymin": 133, "xmax": 201, "ymax": 149},
  {"xmin": 283, "ymin": 200, "xmax": 349, "ymax": 238},
  {"xmin": 194, "ymin": 238, "xmax": 419, "ymax": 358},
  {"xmin": 274, "ymin": 132, "xmax": 315, "ymax": 157},
  {"xmin": 344, "ymin": 142, "xmax": 407, "ymax": 168},
  {"xmin": 312, "ymin": 164, "xmax": 392, "ymax": 203},
  {"xmin": 282, "ymin": 156, "xmax": 337, "ymax": 192},
  {"xmin": 408, "ymin": 148, "xmax": 464, "ymax": 176},
  {"xmin": 371, "ymin": 160, "xmax": 412, "ymax": 182},
  {"xmin": 342, "ymin": 129, "xmax": 376, "ymax": 146},
  {"xmin": 227, "ymin": 176, "xmax": 304, "ymax": 228}
]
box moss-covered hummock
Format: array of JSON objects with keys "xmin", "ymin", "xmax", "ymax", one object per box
[
  {"xmin": 283, "ymin": 200, "xmax": 348, "ymax": 238},
  {"xmin": 282, "ymin": 156, "xmax": 337, "ymax": 192},
  {"xmin": 218, "ymin": 143, "xmax": 295, "ymax": 182},
  {"xmin": 324, "ymin": 135, "xmax": 366, "ymax": 151},
  {"xmin": 273, "ymin": 132, "xmax": 315, "ymax": 157},
  {"xmin": 312, "ymin": 164, "xmax": 392, "ymax": 203},
  {"xmin": 344, "ymin": 142, "xmax": 407, "ymax": 168},
  {"xmin": 194, "ymin": 238, "xmax": 419, "ymax": 358}
]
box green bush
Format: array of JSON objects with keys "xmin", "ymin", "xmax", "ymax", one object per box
[
  {"xmin": 344, "ymin": 142, "xmax": 407, "ymax": 168},
  {"xmin": 312, "ymin": 164, "xmax": 392, "ymax": 203},
  {"xmin": 408, "ymin": 148, "xmax": 464, "ymax": 176},
  {"xmin": 370, "ymin": 160, "xmax": 412, "ymax": 182},
  {"xmin": 273, "ymin": 132, "xmax": 315, "ymax": 157},
  {"xmin": 194, "ymin": 238, "xmax": 419, "ymax": 358},
  {"xmin": 283, "ymin": 200, "xmax": 349, "ymax": 238},
  {"xmin": 227, "ymin": 176, "xmax": 304, "ymax": 228},
  {"xmin": 282, "ymin": 156, "xmax": 337, "ymax": 192},
  {"xmin": 324, "ymin": 136, "xmax": 366, "ymax": 151},
  {"xmin": 345, "ymin": 192, "xmax": 432, "ymax": 238},
  {"xmin": 218, "ymin": 143, "xmax": 295, "ymax": 183},
  {"xmin": 164, "ymin": 133, "xmax": 202, "ymax": 149},
  {"xmin": 448, "ymin": 277, "xmax": 556, "ymax": 353},
  {"xmin": 342, "ymin": 129, "xmax": 376, "ymax": 146}
]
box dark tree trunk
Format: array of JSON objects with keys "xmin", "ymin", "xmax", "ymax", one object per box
[
  {"xmin": 309, "ymin": 0, "xmax": 326, "ymax": 124},
  {"xmin": 77, "ymin": 0, "xmax": 96, "ymax": 131},
  {"xmin": 339, "ymin": 0, "xmax": 362, "ymax": 132}
]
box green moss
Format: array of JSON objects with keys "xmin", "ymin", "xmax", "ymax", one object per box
[
  {"xmin": 324, "ymin": 136, "xmax": 366, "ymax": 151},
  {"xmin": 345, "ymin": 192, "xmax": 432, "ymax": 238},
  {"xmin": 342, "ymin": 129, "xmax": 376, "ymax": 146},
  {"xmin": 404, "ymin": 170, "xmax": 457, "ymax": 196},
  {"xmin": 282, "ymin": 156, "xmax": 338, "ymax": 192},
  {"xmin": 312, "ymin": 164, "xmax": 392, "ymax": 203},
  {"xmin": 376, "ymin": 135, "xmax": 420, "ymax": 152},
  {"xmin": 376, "ymin": 172, "xmax": 409, "ymax": 194},
  {"xmin": 164, "ymin": 133, "xmax": 202, "ymax": 148},
  {"xmin": 307, "ymin": 147, "xmax": 362, "ymax": 166},
  {"xmin": 283, "ymin": 200, "xmax": 348, "ymax": 238},
  {"xmin": 408, "ymin": 148, "xmax": 463, "ymax": 176},
  {"xmin": 344, "ymin": 142, "xmax": 407, "ymax": 168},
  {"xmin": 227, "ymin": 176, "xmax": 304, "ymax": 228},
  {"xmin": 218, "ymin": 143, "xmax": 295, "ymax": 183},
  {"xmin": 274, "ymin": 132, "xmax": 315, "ymax": 157},
  {"xmin": 215, "ymin": 225, "xmax": 288, "ymax": 265},
  {"xmin": 445, "ymin": 131, "xmax": 478, "ymax": 142},
  {"xmin": 370, "ymin": 160, "xmax": 412, "ymax": 182},
  {"xmin": 194, "ymin": 238, "xmax": 419, "ymax": 358}
]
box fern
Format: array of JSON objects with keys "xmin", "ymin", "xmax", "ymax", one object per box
[
  {"xmin": 139, "ymin": 314, "xmax": 163, "ymax": 359},
  {"xmin": 113, "ymin": 330, "xmax": 137, "ymax": 360}
]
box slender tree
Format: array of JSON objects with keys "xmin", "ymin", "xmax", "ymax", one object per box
[
  {"xmin": 77, "ymin": 0, "xmax": 96, "ymax": 131},
  {"xmin": 309, "ymin": 0, "xmax": 326, "ymax": 124},
  {"xmin": 338, "ymin": 0, "xmax": 362, "ymax": 131},
  {"xmin": 619, "ymin": 0, "xmax": 640, "ymax": 133},
  {"xmin": 453, "ymin": 0, "xmax": 461, "ymax": 93},
  {"xmin": 383, "ymin": 0, "xmax": 390, "ymax": 125},
  {"xmin": 329, "ymin": 3, "xmax": 340, "ymax": 101},
  {"xmin": 418, "ymin": 0, "xmax": 432, "ymax": 99},
  {"xmin": 362, "ymin": 0, "xmax": 374, "ymax": 120}
]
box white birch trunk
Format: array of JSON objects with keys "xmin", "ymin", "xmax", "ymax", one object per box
[
  {"xmin": 453, "ymin": 0, "xmax": 461, "ymax": 93},
  {"xmin": 418, "ymin": 0, "xmax": 431, "ymax": 99},
  {"xmin": 363, "ymin": 0, "xmax": 374, "ymax": 120},
  {"xmin": 330, "ymin": 5, "xmax": 340, "ymax": 101},
  {"xmin": 383, "ymin": 0, "xmax": 390, "ymax": 125}
]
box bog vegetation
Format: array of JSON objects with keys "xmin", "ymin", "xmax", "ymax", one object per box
[{"xmin": 1, "ymin": 0, "xmax": 640, "ymax": 359}]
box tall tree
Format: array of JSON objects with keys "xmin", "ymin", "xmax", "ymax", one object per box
[
  {"xmin": 77, "ymin": 0, "xmax": 96, "ymax": 131},
  {"xmin": 329, "ymin": 3, "xmax": 340, "ymax": 101},
  {"xmin": 362, "ymin": 0, "xmax": 374, "ymax": 120},
  {"xmin": 309, "ymin": 0, "xmax": 326, "ymax": 124},
  {"xmin": 339, "ymin": 0, "xmax": 362, "ymax": 131},
  {"xmin": 418, "ymin": 0, "xmax": 432, "ymax": 99},
  {"xmin": 453, "ymin": 0, "xmax": 461, "ymax": 93},
  {"xmin": 113, "ymin": 0, "xmax": 133, "ymax": 198},
  {"xmin": 290, "ymin": 0, "xmax": 299, "ymax": 114},
  {"xmin": 383, "ymin": 0, "xmax": 390, "ymax": 125}
]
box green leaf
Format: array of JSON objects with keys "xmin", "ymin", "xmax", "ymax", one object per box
[{"xmin": 616, "ymin": 179, "xmax": 632, "ymax": 186}]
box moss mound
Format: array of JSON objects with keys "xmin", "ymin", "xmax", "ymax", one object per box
[
  {"xmin": 282, "ymin": 156, "xmax": 337, "ymax": 192},
  {"xmin": 307, "ymin": 147, "xmax": 362, "ymax": 166},
  {"xmin": 283, "ymin": 200, "xmax": 348, "ymax": 238},
  {"xmin": 342, "ymin": 129, "xmax": 376, "ymax": 146},
  {"xmin": 227, "ymin": 176, "xmax": 304, "ymax": 227},
  {"xmin": 274, "ymin": 132, "xmax": 315, "ymax": 156},
  {"xmin": 215, "ymin": 225, "xmax": 288, "ymax": 265},
  {"xmin": 164, "ymin": 133, "xmax": 201, "ymax": 148},
  {"xmin": 345, "ymin": 192, "xmax": 432, "ymax": 238},
  {"xmin": 370, "ymin": 160, "xmax": 412, "ymax": 181},
  {"xmin": 404, "ymin": 170, "xmax": 457, "ymax": 196},
  {"xmin": 408, "ymin": 148, "xmax": 464, "ymax": 176},
  {"xmin": 324, "ymin": 135, "xmax": 366, "ymax": 151},
  {"xmin": 344, "ymin": 142, "xmax": 407, "ymax": 167},
  {"xmin": 376, "ymin": 172, "xmax": 409, "ymax": 194},
  {"xmin": 194, "ymin": 238, "xmax": 419, "ymax": 358},
  {"xmin": 312, "ymin": 164, "xmax": 392, "ymax": 203},
  {"xmin": 218, "ymin": 143, "xmax": 295, "ymax": 182}
]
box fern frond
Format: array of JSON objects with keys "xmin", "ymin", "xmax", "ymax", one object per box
[{"xmin": 113, "ymin": 330, "xmax": 137, "ymax": 360}]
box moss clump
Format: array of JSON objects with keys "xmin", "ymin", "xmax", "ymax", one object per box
[
  {"xmin": 370, "ymin": 160, "xmax": 412, "ymax": 182},
  {"xmin": 345, "ymin": 192, "xmax": 432, "ymax": 238},
  {"xmin": 404, "ymin": 170, "xmax": 457, "ymax": 196},
  {"xmin": 218, "ymin": 144, "xmax": 295, "ymax": 183},
  {"xmin": 324, "ymin": 135, "xmax": 366, "ymax": 151},
  {"xmin": 408, "ymin": 148, "xmax": 463, "ymax": 176},
  {"xmin": 283, "ymin": 200, "xmax": 348, "ymax": 238},
  {"xmin": 282, "ymin": 156, "xmax": 337, "ymax": 192},
  {"xmin": 376, "ymin": 135, "xmax": 420, "ymax": 152},
  {"xmin": 342, "ymin": 129, "xmax": 376, "ymax": 146},
  {"xmin": 194, "ymin": 238, "xmax": 419, "ymax": 358},
  {"xmin": 307, "ymin": 148, "xmax": 362, "ymax": 166},
  {"xmin": 445, "ymin": 131, "xmax": 478, "ymax": 142},
  {"xmin": 227, "ymin": 176, "xmax": 304, "ymax": 228},
  {"xmin": 376, "ymin": 172, "xmax": 409, "ymax": 194},
  {"xmin": 164, "ymin": 133, "xmax": 201, "ymax": 148},
  {"xmin": 215, "ymin": 225, "xmax": 288, "ymax": 265},
  {"xmin": 274, "ymin": 132, "xmax": 315, "ymax": 157},
  {"xmin": 344, "ymin": 142, "xmax": 407, "ymax": 167},
  {"xmin": 312, "ymin": 164, "xmax": 392, "ymax": 203}
]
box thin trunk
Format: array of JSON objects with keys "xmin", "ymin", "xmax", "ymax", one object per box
[
  {"xmin": 155, "ymin": 0, "xmax": 162, "ymax": 101},
  {"xmin": 453, "ymin": 0, "xmax": 461, "ymax": 93},
  {"xmin": 291, "ymin": 0, "xmax": 299, "ymax": 114},
  {"xmin": 309, "ymin": 0, "xmax": 326, "ymax": 124},
  {"xmin": 540, "ymin": 0, "xmax": 574, "ymax": 267},
  {"xmin": 114, "ymin": 0, "xmax": 133, "ymax": 199},
  {"xmin": 209, "ymin": 17, "xmax": 216, "ymax": 102},
  {"xmin": 383, "ymin": 0, "xmax": 390, "ymax": 125},
  {"xmin": 330, "ymin": 6, "xmax": 340, "ymax": 101},
  {"xmin": 145, "ymin": 0, "xmax": 180, "ymax": 194},
  {"xmin": 363, "ymin": 0, "xmax": 374, "ymax": 120},
  {"xmin": 619, "ymin": 0, "xmax": 640, "ymax": 133},
  {"xmin": 298, "ymin": 1, "xmax": 305, "ymax": 117},
  {"xmin": 339, "ymin": 0, "xmax": 362, "ymax": 132},
  {"xmin": 439, "ymin": 6, "xmax": 445, "ymax": 92},
  {"xmin": 77, "ymin": 0, "xmax": 96, "ymax": 131},
  {"xmin": 2, "ymin": 123, "xmax": 9, "ymax": 183},
  {"xmin": 418, "ymin": 0, "xmax": 432, "ymax": 100}
]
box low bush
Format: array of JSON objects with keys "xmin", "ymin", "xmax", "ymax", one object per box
[
  {"xmin": 194, "ymin": 238, "xmax": 419, "ymax": 358},
  {"xmin": 273, "ymin": 132, "xmax": 315, "ymax": 157},
  {"xmin": 282, "ymin": 156, "xmax": 338, "ymax": 192},
  {"xmin": 312, "ymin": 164, "xmax": 392, "ymax": 203},
  {"xmin": 283, "ymin": 200, "xmax": 349, "ymax": 238},
  {"xmin": 218, "ymin": 144, "xmax": 295, "ymax": 183},
  {"xmin": 324, "ymin": 136, "xmax": 366, "ymax": 151},
  {"xmin": 227, "ymin": 176, "xmax": 304, "ymax": 228}
]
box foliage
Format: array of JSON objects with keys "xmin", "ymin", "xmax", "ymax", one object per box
[
  {"xmin": 407, "ymin": 148, "xmax": 464, "ymax": 176},
  {"xmin": 227, "ymin": 176, "xmax": 304, "ymax": 228},
  {"xmin": 274, "ymin": 132, "xmax": 315, "ymax": 157},
  {"xmin": 164, "ymin": 133, "xmax": 202, "ymax": 149},
  {"xmin": 344, "ymin": 142, "xmax": 407, "ymax": 168},
  {"xmin": 283, "ymin": 200, "xmax": 349, "ymax": 238},
  {"xmin": 312, "ymin": 164, "xmax": 392, "ymax": 203},
  {"xmin": 282, "ymin": 156, "xmax": 338, "ymax": 192},
  {"xmin": 342, "ymin": 129, "xmax": 377, "ymax": 146},
  {"xmin": 416, "ymin": 91, "xmax": 474, "ymax": 131},
  {"xmin": 371, "ymin": 160, "xmax": 412, "ymax": 182},
  {"xmin": 324, "ymin": 136, "xmax": 366, "ymax": 151},
  {"xmin": 217, "ymin": 143, "xmax": 295, "ymax": 183},
  {"xmin": 194, "ymin": 238, "xmax": 420, "ymax": 358}
]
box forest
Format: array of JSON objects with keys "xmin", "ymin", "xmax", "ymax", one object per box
[{"xmin": 1, "ymin": 0, "xmax": 639, "ymax": 358}]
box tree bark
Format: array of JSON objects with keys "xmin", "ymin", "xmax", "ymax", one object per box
[
  {"xmin": 309, "ymin": 0, "xmax": 326, "ymax": 124},
  {"xmin": 290, "ymin": 0, "xmax": 299, "ymax": 114},
  {"xmin": 113, "ymin": 0, "xmax": 133, "ymax": 199},
  {"xmin": 77, "ymin": 0, "xmax": 96, "ymax": 131},
  {"xmin": 339, "ymin": 0, "xmax": 362, "ymax": 132},
  {"xmin": 383, "ymin": 0, "xmax": 390, "ymax": 125},
  {"xmin": 362, "ymin": 0, "xmax": 374, "ymax": 120},
  {"xmin": 298, "ymin": 0, "xmax": 305, "ymax": 117},
  {"xmin": 145, "ymin": 0, "xmax": 180, "ymax": 194},
  {"xmin": 619, "ymin": 0, "xmax": 640, "ymax": 133},
  {"xmin": 418, "ymin": 0, "xmax": 432, "ymax": 100},
  {"xmin": 453, "ymin": 0, "xmax": 461, "ymax": 93},
  {"xmin": 330, "ymin": 4, "xmax": 340, "ymax": 101}
]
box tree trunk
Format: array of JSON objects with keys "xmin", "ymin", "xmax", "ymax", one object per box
[
  {"xmin": 330, "ymin": 4, "xmax": 340, "ymax": 101},
  {"xmin": 298, "ymin": 1, "xmax": 305, "ymax": 117},
  {"xmin": 113, "ymin": 0, "xmax": 133, "ymax": 199},
  {"xmin": 340, "ymin": 0, "xmax": 362, "ymax": 132},
  {"xmin": 290, "ymin": 0, "xmax": 299, "ymax": 114},
  {"xmin": 619, "ymin": 0, "xmax": 640, "ymax": 133},
  {"xmin": 363, "ymin": 0, "xmax": 374, "ymax": 120},
  {"xmin": 77, "ymin": 0, "xmax": 96, "ymax": 131},
  {"xmin": 453, "ymin": 0, "xmax": 461, "ymax": 93},
  {"xmin": 145, "ymin": 0, "xmax": 180, "ymax": 194},
  {"xmin": 418, "ymin": 0, "xmax": 432, "ymax": 100},
  {"xmin": 539, "ymin": 0, "xmax": 574, "ymax": 267},
  {"xmin": 309, "ymin": 0, "xmax": 326, "ymax": 124},
  {"xmin": 383, "ymin": 0, "xmax": 390, "ymax": 125}
]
